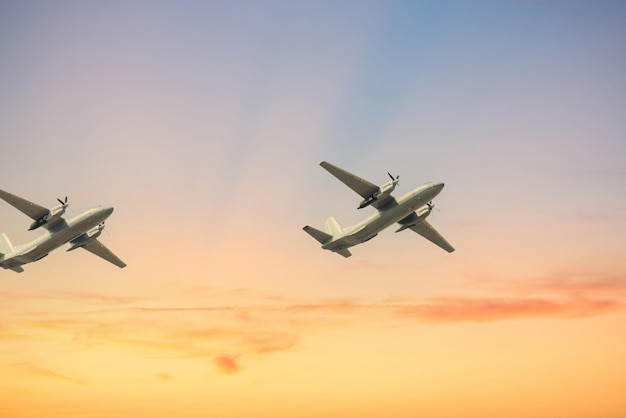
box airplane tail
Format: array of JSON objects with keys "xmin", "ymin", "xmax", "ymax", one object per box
[
  {"xmin": 303, "ymin": 225, "xmax": 332, "ymax": 245},
  {"xmin": 0, "ymin": 233, "xmax": 15, "ymax": 258},
  {"xmin": 324, "ymin": 217, "xmax": 343, "ymax": 236}
]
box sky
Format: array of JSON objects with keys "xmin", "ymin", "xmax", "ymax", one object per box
[{"xmin": 1, "ymin": 1, "xmax": 625, "ymax": 417}]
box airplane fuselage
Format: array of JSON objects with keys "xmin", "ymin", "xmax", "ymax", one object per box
[
  {"xmin": 323, "ymin": 182, "xmax": 444, "ymax": 251},
  {"xmin": 0, "ymin": 207, "xmax": 113, "ymax": 268}
]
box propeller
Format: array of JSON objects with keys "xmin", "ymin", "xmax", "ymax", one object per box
[
  {"xmin": 427, "ymin": 201, "xmax": 439, "ymax": 213},
  {"xmin": 100, "ymin": 221, "xmax": 111, "ymax": 237},
  {"xmin": 57, "ymin": 196, "xmax": 68, "ymax": 207},
  {"xmin": 387, "ymin": 172, "xmax": 400, "ymax": 186}
]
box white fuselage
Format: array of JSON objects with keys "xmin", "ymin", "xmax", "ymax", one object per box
[
  {"xmin": 1, "ymin": 207, "xmax": 113, "ymax": 267},
  {"xmin": 324, "ymin": 182, "xmax": 444, "ymax": 251}
]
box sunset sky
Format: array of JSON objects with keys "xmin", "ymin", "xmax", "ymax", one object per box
[{"xmin": 1, "ymin": 1, "xmax": 626, "ymax": 417}]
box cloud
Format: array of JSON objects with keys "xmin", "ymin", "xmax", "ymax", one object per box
[
  {"xmin": 16, "ymin": 363, "xmax": 87, "ymax": 386},
  {"xmin": 0, "ymin": 386, "xmax": 35, "ymax": 397},
  {"xmin": 213, "ymin": 355, "xmax": 239, "ymax": 374},
  {"xmin": 10, "ymin": 294, "xmax": 620, "ymax": 364},
  {"xmin": 156, "ymin": 372, "xmax": 172, "ymax": 382},
  {"xmin": 538, "ymin": 275, "xmax": 626, "ymax": 294},
  {"xmin": 393, "ymin": 297, "xmax": 619, "ymax": 323},
  {"xmin": 563, "ymin": 210, "xmax": 623, "ymax": 222},
  {"xmin": 54, "ymin": 291, "xmax": 137, "ymax": 305},
  {"xmin": 243, "ymin": 332, "xmax": 299, "ymax": 354},
  {"xmin": 1, "ymin": 274, "xmax": 624, "ymax": 375},
  {"xmin": 472, "ymin": 273, "xmax": 626, "ymax": 297},
  {"xmin": 0, "ymin": 290, "xmax": 137, "ymax": 306}
]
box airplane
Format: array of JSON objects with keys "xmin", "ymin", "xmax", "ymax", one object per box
[
  {"xmin": 0, "ymin": 189, "xmax": 126, "ymax": 273},
  {"xmin": 303, "ymin": 161, "xmax": 454, "ymax": 258}
]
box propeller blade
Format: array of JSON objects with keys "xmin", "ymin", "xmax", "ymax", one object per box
[
  {"xmin": 387, "ymin": 172, "xmax": 400, "ymax": 185},
  {"xmin": 57, "ymin": 196, "xmax": 68, "ymax": 206},
  {"xmin": 102, "ymin": 222, "xmax": 111, "ymax": 237}
]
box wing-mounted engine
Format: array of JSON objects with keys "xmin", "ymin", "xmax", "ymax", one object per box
[
  {"xmin": 395, "ymin": 201, "xmax": 435, "ymax": 232},
  {"xmin": 358, "ymin": 172, "xmax": 399, "ymax": 209},
  {"xmin": 28, "ymin": 197, "xmax": 68, "ymax": 231},
  {"xmin": 67, "ymin": 222, "xmax": 105, "ymax": 251}
]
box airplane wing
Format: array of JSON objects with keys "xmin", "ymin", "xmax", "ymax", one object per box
[
  {"xmin": 407, "ymin": 220, "xmax": 455, "ymax": 253},
  {"xmin": 320, "ymin": 161, "xmax": 378, "ymax": 199},
  {"xmin": 0, "ymin": 189, "xmax": 49, "ymax": 222},
  {"xmin": 334, "ymin": 248, "xmax": 352, "ymax": 258},
  {"xmin": 0, "ymin": 189, "xmax": 67, "ymax": 231},
  {"xmin": 81, "ymin": 239, "xmax": 127, "ymax": 268},
  {"xmin": 320, "ymin": 161, "xmax": 395, "ymax": 210}
]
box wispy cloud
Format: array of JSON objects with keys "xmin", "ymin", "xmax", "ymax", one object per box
[
  {"xmin": 1, "ymin": 274, "xmax": 624, "ymax": 374},
  {"xmin": 470, "ymin": 273, "xmax": 626, "ymax": 297},
  {"xmin": 53, "ymin": 291, "xmax": 137, "ymax": 305},
  {"xmin": 156, "ymin": 372, "xmax": 172, "ymax": 382},
  {"xmin": 394, "ymin": 296, "xmax": 618, "ymax": 322},
  {"xmin": 562, "ymin": 210, "xmax": 623, "ymax": 222},
  {"xmin": 0, "ymin": 290, "xmax": 137, "ymax": 306},
  {"xmin": 15, "ymin": 363, "xmax": 87, "ymax": 386}
]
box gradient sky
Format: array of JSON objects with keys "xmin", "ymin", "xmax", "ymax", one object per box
[{"xmin": 1, "ymin": 1, "xmax": 626, "ymax": 417}]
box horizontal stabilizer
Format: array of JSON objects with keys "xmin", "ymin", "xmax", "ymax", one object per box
[{"xmin": 303, "ymin": 225, "xmax": 332, "ymax": 245}]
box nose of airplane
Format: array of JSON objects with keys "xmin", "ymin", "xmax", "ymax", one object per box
[
  {"xmin": 433, "ymin": 182, "xmax": 445, "ymax": 191},
  {"xmin": 103, "ymin": 206, "xmax": 114, "ymax": 216}
]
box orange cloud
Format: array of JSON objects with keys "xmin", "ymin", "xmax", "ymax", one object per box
[
  {"xmin": 0, "ymin": 290, "xmax": 136, "ymax": 305},
  {"xmin": 213, "ymin": 355, "xmax": 239, "ymax": 374},
  {"xmin": 157, "ymin": 372, "xmax": 172, "ymax": 382},
  {"xmin": 16, "ymin": 363, "xmax": 87, "ymax": 386},
  {"xmin": 393, "ymin": 297, "xmax": 619, "ymax": 323},
  {"xmin": 470, "ymin": 273, "xmax": 626, "ymax": 298},
  {"xmin": 1, "ymin": 273, "xmax": 623, "ymax": 375}
]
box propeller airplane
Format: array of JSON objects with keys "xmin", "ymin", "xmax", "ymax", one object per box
[
  {"xmin": 303, "ymin": 161, "xmax": 455, "ymax": 258},
  {"xmin": 0, "ymin": 189, "xmax": 126, "ymax": 273}
]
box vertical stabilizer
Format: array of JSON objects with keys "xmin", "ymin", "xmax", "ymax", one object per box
[
  {"xmin": 324, "ymin": 217, "xmax": 343, "ymax": 236},
  {"xmin": 0, "ymin": 233, "xmax": 15, "ymax": 258}
]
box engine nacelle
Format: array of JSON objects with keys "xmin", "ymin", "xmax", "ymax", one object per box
[
  {"xmin": 395, "ymin": 205, "xmax": 433, "ymax": 233},
  {"xmin": 415, "ymin": 205, "xmax": 432, "ymax": 219},
  {"xmin": 67, "ymin": 223, "xmax": 104, "ymax": 251},
  {"xmin": 358, "ymin": 191, "xmax": 380, "ymax": 209},
  {"xmin": 358, "ymin": 179, "xmax": 398, "ymax": 209},
  {"xmin": 28, "ymin": 204, "xmax": 67, "ymax": 231}
]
